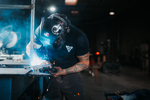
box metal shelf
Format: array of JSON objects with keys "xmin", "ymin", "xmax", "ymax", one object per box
[{"xmin": 0, "ymin": 4, "xmax": 32, "ymax": 9}]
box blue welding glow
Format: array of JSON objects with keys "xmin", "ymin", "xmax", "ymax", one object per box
[
  {"xmin": 31, "ymin": 56, "xmax": 43, "ymax": 66},
  {"xmin": 0, "ymin": 9, "xmax": 40, "ymax": 53},
  {"xmin": 0, "ymin": 9, "xmax": 30, "ymax": 45},
  {"xmin": 39, "ymin": 34, "xmax": 57, "ymax": 48},
  {"xmin": 41, "ymin": 37, "xmax": 51, "ymax": 45},
  {"xmin": 2, "ymin": 25, "xmax": 13, "ymax": 33},
  {"xmin": 0, "ymin": 25, "xmax": 12, "ymax": 39},
  {"xmin": 30, "ymin": 68, "xmax": 34, "ymax": 72},
  {"xmin": 30, "ymin": 50, "xmax": 50, "ymax": 66},
  {"xmin": 0, "ymin": 10, "xmax": 29, "ymax": 32}
]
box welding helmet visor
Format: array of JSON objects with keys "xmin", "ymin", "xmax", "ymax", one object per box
[{"xmin": 35, "ymin": 14, "xmax": 70, "ymax": 50}]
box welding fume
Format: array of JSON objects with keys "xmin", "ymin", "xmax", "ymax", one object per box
[
  {"xmin": 0, "ymin": 25, "xmax": 25, "ymax": 61},
  {"xmin": 0, "ymin": 25, "xmax": 17, "ymax": 52},
  {"xmin": 0, "ymin": 9, "xmax": 31, "ymax": 62}
]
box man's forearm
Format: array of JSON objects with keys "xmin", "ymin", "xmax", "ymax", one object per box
[
  {"xmin": 64, "ymin": 62, "xmax": 89, "ymax": 74},
  {"xmin": 63, "ymin": 52, "xmax": 90, "ymax": 75}
]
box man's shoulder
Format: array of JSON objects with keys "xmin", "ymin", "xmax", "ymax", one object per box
[
  {"xmin": 69, "ymin": 25, "xmax": 85, "ymax": 36},
  {"xmin": 68, "ymin": 25, "xmax": 87, "ymax": 44}
]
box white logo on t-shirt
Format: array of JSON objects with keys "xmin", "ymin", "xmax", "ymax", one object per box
[{"xmin": 66, "ymin": 45, "xmax": 73, "ymax": 52}]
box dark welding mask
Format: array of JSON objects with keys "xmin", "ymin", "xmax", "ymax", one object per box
[{"xmin": 35, "ymin": 13, "xmax": 71, "ymax": 50}]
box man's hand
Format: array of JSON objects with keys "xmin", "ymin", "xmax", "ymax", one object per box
[{"xmin": 51, "ymin": 67, "xmax": 66, "ymax": 77}]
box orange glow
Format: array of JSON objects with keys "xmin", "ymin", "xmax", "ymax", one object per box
[
  {"xmin": 71, "ymin": 11, "xmax": 78, "ymax": 14},
  {"xmin": 47, "ymin": 89, "xmax": 48, "ymax": 91},
  {"xmin": 117, "ymin": 58, "xmax": 119, "ymax": 62},
  {"xmin": 95, "ymin": 52, "xmax": 100, "ymax": 55},
  {"xmin": 38, "ymin": 97, "xmax": 40, "ymax": 99},
  {"xmin": 65, "ymin": 0, "xmax": 78, "ymax": 5},
  {"xmin": 77, "ymin": 93, "xmax": 80, "ymax": 95}
]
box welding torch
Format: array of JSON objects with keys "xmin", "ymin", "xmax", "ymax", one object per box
[{"xmin": 24, "ymin": 64, "xmax": 57, "ymax": 73}]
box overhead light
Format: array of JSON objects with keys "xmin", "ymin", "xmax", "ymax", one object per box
[
  {"xmin": 65, "ymin": 0, "xmax": 78, "ymax": 5},
  {"xmin": 48, "ymin": 6, "xmax": 56, "ymax": 12},
  {"xmin": 50, "ymin": 6, "xmax": 56, "ymax": 12},
  {"xmin": 109, "ymin": 11, "xmax": 115, "ymax": 15}
]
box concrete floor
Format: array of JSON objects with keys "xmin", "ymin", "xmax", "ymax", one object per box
[{"xmin": 81, "ymin": 65, "xmax": 150, "ymax": 100}]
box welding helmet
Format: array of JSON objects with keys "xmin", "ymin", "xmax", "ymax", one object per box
[{"xmin": 35, "ymin": 13, "xmax": 71, "ymax": 50}]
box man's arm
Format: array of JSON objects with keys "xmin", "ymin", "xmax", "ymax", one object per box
[
  {"xmin": 64, "ymin": 52, "xmax": 89, "ymax": 74},
  {"xmin": 53, "ymin": 52, "xmax": 89, "ymax": 76}
]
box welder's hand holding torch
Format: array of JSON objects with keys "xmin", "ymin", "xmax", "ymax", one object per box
[
  {"xmin": 38, "ymin": 60, "xmax": 54, "ymax": 73},
  {"xmin": 51, "ymin": 67, "xmax": 66, "ymax": 77}
]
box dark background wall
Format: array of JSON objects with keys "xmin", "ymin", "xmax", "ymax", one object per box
[
  {"xmin": 119, "ymin": 6, "xmax": 150, "ymax": 63},
  {"xmin": 80, "ymin": 25, "xmax": 99, "ymax": 54},
  {"xmin": 91, "ymin": 2, "xmax": 150, "ymax": 65}
]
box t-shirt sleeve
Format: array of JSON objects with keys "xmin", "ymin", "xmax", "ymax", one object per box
[{"xmin": 76, "ymin": 33, "xmax": 89, "ymax": 56}]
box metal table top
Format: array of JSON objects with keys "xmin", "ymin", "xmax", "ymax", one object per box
[
  {"xmin": 0, "ymin": 68, "xmax": 31, "ymax": 75},
  {"xmin": 0, "ymin": 60, "xmax": 30, "ymax": 65},
  {"xmin": 0, "ymin": 68, "xmax": 51, "ymax": 76}
]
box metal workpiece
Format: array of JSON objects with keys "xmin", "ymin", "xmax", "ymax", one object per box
[
  {"xmin": 29, "ymin": 72, "xmax": 51, "ymax": 77},
  {"xmin": 0, "ymin": 64, "xmax": 52, "ymax": 76},
  {"xmin": 24, "ymin": 64, "xmax": 52, "ymax": 76},
  {"xmin": 0, "ymin": 66, "xmax": 52, "ymax": 76},
  {"xmin": 25, "ymin": 64, "xmax": 52, "ymax": 69}
]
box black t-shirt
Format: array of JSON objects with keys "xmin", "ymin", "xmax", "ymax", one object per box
[{"xmin": 36, "ymin": 25, "xmax": 89, "ymax": 69}]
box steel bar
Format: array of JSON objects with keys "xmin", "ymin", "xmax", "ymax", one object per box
[
  {"xmin": 0, "ymin": 4, "xmax": 32, "ymax": 9},
  {"xmin": 30, "ymin": 0, "xmax": 35, "ymax": 64},
  {"xmin": 25, "ymin": 64, "xmax": 52, "ymax": 69}
]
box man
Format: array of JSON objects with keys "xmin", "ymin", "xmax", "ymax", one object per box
[{"xmin": 26, "ymin": 13, "xmax": 89, "ymax": 100}]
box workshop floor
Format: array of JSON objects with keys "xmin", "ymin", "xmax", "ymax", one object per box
[{"xmin": 81, "ymin": 65, "xmax": 150, "ymax": 100}]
